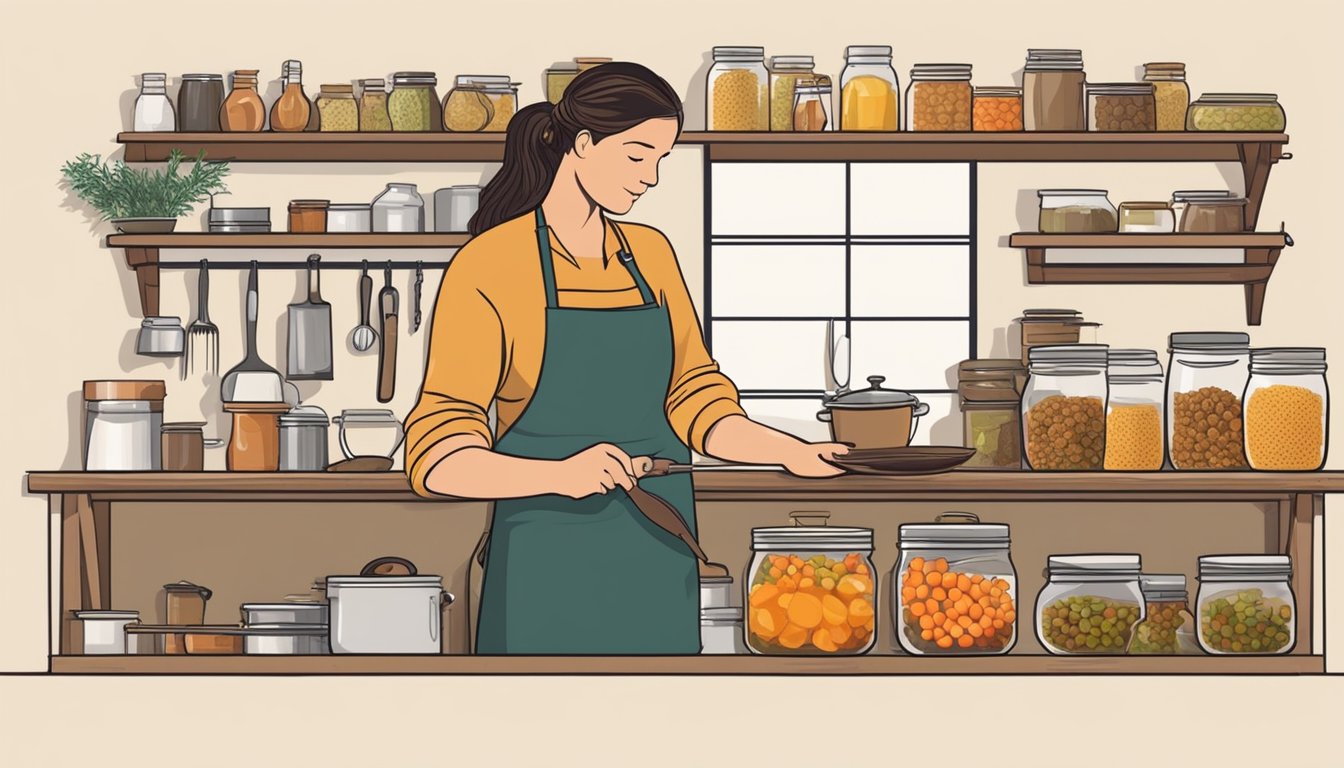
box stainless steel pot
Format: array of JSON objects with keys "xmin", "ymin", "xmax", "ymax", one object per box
[
  {"xmin": 241, "ymin": 601, "xmax": 329, "ymax": 625},
  {"xmin": 242, "ymin": 624, "xmax": 329, "ymax": 655},
  {"xmin": 816, "ymin": 375, "xmax": 929, "ymax": 450},
  {"xmin": 278, "ymin": 405, "xmax": 330, "ymax": 471},
  {"xmin": 325, "ymin": 557, "xmax": 454, "ymax": 654}
]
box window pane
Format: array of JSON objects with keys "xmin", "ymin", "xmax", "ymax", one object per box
[
  {"xmin": 711, "ymin": 245, "xmax": 845, "ymax": 317},
  {"xmin": 740, "ymin": 397, "xmax": 831, "ymax": 442},
  {"xmin": 850, "ymin": 163, "xmax": 970, "ymax": 236},
  {"xmin": 711, "ymin": 163, "xmax": 846, "ymax": 236},
  {"xmin": 711, "ymin": 320, "xmax": 828, "ymax": 391},
  {"xmin": 851, "ymin": 245, "xmax": 970, "ymax": 317},
  {"xmin": 848, "ymin": 320, "xmax": 968, "ymax": 390}
]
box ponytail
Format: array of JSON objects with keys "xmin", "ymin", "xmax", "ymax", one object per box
[{"xmin": 469, "ymin": 102, "xmax": 563, "ymax": 236}]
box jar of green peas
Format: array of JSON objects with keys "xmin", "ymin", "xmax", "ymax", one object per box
[
  {"xmin": 1196, "ymin": 555, "xmax": 1295, "ymax": 655},
  {"xmin": 1035, "ymin": 554, "xmax": 1144, "ymax": 655}
]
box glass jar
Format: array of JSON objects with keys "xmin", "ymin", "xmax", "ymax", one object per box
[
  {"xmin": 546, "ymin": 62, "xmax": 580, "ymax": 105},
  {"xmin": 791, "ymin": 76, "xmax": 832, "ymax": 132},
  {"xmin": 1118, "ymin": 202, "xmax": 1176, "ymax": 233},
  {"xmin": 1171, "ymin": 190, "xmax": 1235, "ymax": 231},
  {"xmin": 1037, "ymin": 189, "xmax": 1118, "ymax": 233},
  {"xmin": 444, "ymin": 75, "xmax": 518, "ymax": 132},
  {"xmin": 745, "ymin": 512, "xmax": 876, "ymax": 655},
  {"xmin": 906, "ymin": 64, "xmax": 972, "ymax": 131},
  {"xmin": 1196, "ymin": 555, "xmax": 1295, "ymax": 654},
  {"xmin": 973, "ymin": 87, "xmax": 1023, "ymax": 131},
  {"xmin": 1023, "ymin": 49, "xmax": 1086, "ymax": 131},
  {"xmin": 962, "ymin": 401, "xmax": 1023, "ymax": 469},
  {"xmin": 1105, "ymin": 349, "xmax": 1165, "ymax": 471},
  {"xmin": 1166, "ymin": 332, "xmax": 1251, "ymax": 470},
  {"xmin": 1187, "ymin": 93, "xmax": 1285, "ymax": 132},
  {"xmin": 1036, "ymin": 554, "xmax": 1144, "ymax": 654},
  {"xmin": 1128, "ymin": 574, "xmax": 1199, "ymax": 654},
  {"xmin": 840, "ymin": 45, "xmax": 899, "ymax": 131},
  {"xmin": 358, "ymin": 79, "xmax": 391, "ymax": 131},
  {"xmin": 326, "ymin": 203, "xmax": 372, "ymax": 233},
  {"xmin": 768, "ymin": 55, "xmax": 815, "ymax": 131},
  {"xmin": 1143, "ymin": 62, "xmax": 1190, "ymax": 132},
  {"xmin": 388, "ymin": 72, "xmax": 440, "ymax": 132},
  {"xmin": 707, "ymin": 47, "xmax": 768, "ymax": 131},
  {"xmin": 316, "ymin": 84, "xmax": 358, "ymax": 131},
  {"xmin": 895, "ymin": 513, "xmax": 1017, "ymax": 655},
  {"xmin": 1245, "ymin": 348, "xmax": 1328, "ymax": 471},
  {"xmin": 371, "ymin": 183, "xmax": 424, "ymax": 233},
  {"xmin": 1016, "ymin": 308, "xmax": 1100, "ymax": 365},
  {"xmin": 1087, "ymin": 83, "xmax": 1156, "ymax": 132},
  {"xmin": 221, "ymin": 70, "xmax": 265, "ymax": 132},
  {"xmin": 1022, "ymin": 344, "xmax": 1109, "ymax": 471},
  {"xmin": 133, "ymin": 73, "xmax": 176, "ymax": 132},
  {"xmin": 1180, "ymin": 196, "xmax": 1247, "ymax": 233},
  {"xmin": 269, "ymin": 60, "xmax": 311, "ymax": 132},
  {"xmin": 178, "ymin": 74, "xmax": 224, "ymax": 132}
]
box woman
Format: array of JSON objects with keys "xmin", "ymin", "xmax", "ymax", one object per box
[{"xmin": 405, "ymin": 63, "xmax": 848, "ymax": 655}]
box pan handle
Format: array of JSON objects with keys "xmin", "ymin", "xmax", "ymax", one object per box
[{"xmin": 360, "ymin": 556, "xmax": 417, "ymax": 576}]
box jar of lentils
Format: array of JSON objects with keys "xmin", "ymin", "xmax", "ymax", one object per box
[
  {"xmin": 1022, "ymin": 344, "xmax": 1109, "ymax": 471},
  {"xmin": 906, "ymin": 64, "xmax": 972, "ymax": 131},
  {"xmin": 358, "ymin": 79, "xmax": 391, "ymax": 131},
  {"xmin": 1087, "ymin": 83, "xmax": 1156, "ymax": 131},
  {"xmin": 1244, "ymin": 347, "xmax": 1328, "ymax": 471},
  {"xmin": 1142, "ymin": 62, "xmax": 1190, "ymax": 131},
  {"xmin": 1036, "ymin": 554, "xmax": 1144, "ymax": 655},
  {"xmin": 1128, "ymin": 574, "xmax": 1199, "ymax": 654},
  {"xmin": 1196, "ymin": 555, "xmax": 1295, "ymax": 654},
  {"xmin": 1166, "ymin": 332, "xmax": 1250, "ymax": 470}
]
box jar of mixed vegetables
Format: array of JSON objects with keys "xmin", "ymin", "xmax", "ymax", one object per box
[
  {"xmin": 1196, "ymin": 555, "xmax": 1295, "ymax": 654},
  {"xmin": 895, "ymin": 513, "xmax": 1017, "ymax": 655},
  {"xmin": 1036, "ymin": 554, "xmax": 1144, "ymax": 654},
  {"xmin": 1128, "ymin": 574, "xmax": 1199, "ymax": 654},
  {"xmin": 745, "ymin": 512, "xmax": 876, "ymax": 655}
]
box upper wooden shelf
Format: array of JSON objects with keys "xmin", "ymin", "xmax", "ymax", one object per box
[
  {"xmin": 108, "ymin": 233, "xmax": 471, "ymax": 249},
  {"xmin": 1008, "ymin": 232, "xmax": 1290, "ymax": 249}
]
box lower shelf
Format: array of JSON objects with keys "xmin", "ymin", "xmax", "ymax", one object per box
[{"xmin": 50, "ymin": 654, "xmax": 1324, "ymax": 676}]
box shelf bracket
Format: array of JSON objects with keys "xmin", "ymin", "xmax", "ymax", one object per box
[
  {"xmin": 1239, "ymin": 142, "xmax": 1284, "ymax": 230},
  {"xmin": 1024, "ymin": 248, "xmax": 1046, "ymax": 284},
  {"xmin": 1242, "ymin": 246, "xmax": 1283, "ymax": 325},
  {"xmin": 123, "ymin": 247, "xmax": 160, "ymax": 317}
]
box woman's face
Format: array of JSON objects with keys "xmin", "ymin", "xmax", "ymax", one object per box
[{"xmin": 572, "ymin": 117, "xmax": 679, "ymax": 215}]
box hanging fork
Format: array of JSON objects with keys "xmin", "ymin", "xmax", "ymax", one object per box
[{"xmin": 186, "ymin": 259, "xmax": 220, "ymax": 378}]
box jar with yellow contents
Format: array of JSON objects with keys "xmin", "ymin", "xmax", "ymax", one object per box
[
  {"xmin": 1143, "ymin": 62, "xmax": 1191, "ymax": 132},
  {"xmin": 1104, "ymin": 349, "xmax": 1165, "ymax": 471},
  {"xmin": 906, "ymin": 64, "xmax": 973, "ymax": 131},
  {"xmin": 707, "ymin": 47, "xmax": 768, "ymax": 131},
  {"xmin": 840, "ymin": 45, "xmax": 899, "ymax": 131},
  {"xmin": 1244, "ymin": 348, "xmax": 1328, "ymax": 471},
  {"xmin": 767, "ymin": 55, "xmax": 815, "ymax": 131},
  {"xmin": 443, "ymin": 75, "xmax": 519, "ymax": 132}
]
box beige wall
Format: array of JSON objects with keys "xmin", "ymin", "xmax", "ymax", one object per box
[{"xmin": 2, "ymin": 0, "xmax": 1341, "ymax": 764}]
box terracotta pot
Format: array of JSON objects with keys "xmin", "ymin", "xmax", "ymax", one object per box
[{"xmin": 816, "ymin": 375, "xmax": 929, "ymax": 450}]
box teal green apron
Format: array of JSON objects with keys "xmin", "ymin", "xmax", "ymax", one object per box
[{"xmin": 475, "ymin": 208, "xmax": 699, "ymax": 655}]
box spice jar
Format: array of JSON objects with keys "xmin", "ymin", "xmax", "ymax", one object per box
[
  {"xmin": 316, "ymin": 84, "xmax": 359, "ymax": 131},
  {"xmin": 389, "ymin": 72, "xmax": 441, "ymax": 132},
  {"xmin": 1197, "ymin": 555, "xmax": 1295, "ymax": 654},
  {"xmin": 958, "ymin": 359, "xmax": 1025, "ymax": 470},
  {"xmin": 133, "ymin": 73, "xmax": 176, "ymax": 132},
  {"xmin": 1129, "ymin": 574, "xmax": 1199, "ymax": 654},
  {"xmin": 1166, "ymin": 332, "xmax": 1251, "ymax": 470},
  {"xmin": 161, "ymin": 422, "xmax": 206, "ymax": 472},
  {"xmin": 270, "ymin": 60, "xmax": 312, "ymax": 132},
  {"xmin": 707, "ymin": 46, "xmax": 768, "ymax": 131},
  {"xmin": 1171, "ymin": 190, "xmax": 1235, "ymax": 231},
  {"xmin": 1180, "ymin": 196, "xmax": 1247, "ymax": 233},
  {"xmin": 1187, "ymin": 93, "xmax": 1285, "ymax": 132},
  {"xmin": 745, "ymin": 512, "xmax": 876, "ymax": 655},
  {"xmin": 1016, "ymin": 308, "xmax": 1100, "ymax": 365},
  {"xmin": 358, "ymin": 79, "xmax": 391, "ymax": 131},
  {"xmin": 287, "ymin": 200, "xmax": 329, "ymax": 233},
  {"xmin": 895, "ymin": 513, "xmax": 1017, "ymax": 655},
  {"xmin": 791, "ymin": 76, "xmax": 832, "ymax": 132},
  {"xmin": 1104, "ymin": 349, "xmax": 1165, "ymax": 471},
  {"xmin": 221, "ymin": 70, "xmax": 265, "ymax": 132},
  {"xmin": 906, "ymin": 64, "xmax": 972, "ymax": 132},
  {"xmin": 1118, "ymin": 201, "xmax": 1176, "ymax": 233},
  {"xmin": 371, "ymin": 183, "xmax": 425, "ymax": 232},
  {"xmin": 767, "ymin": 55, "xmax": 815, "ymax": 131},
  {"xmin": 444, "ymin": 75, "xmax": 518, "ymax": 132},
  {"xmin": 840, "ymin": 45, "xmax": 899, "ymax": 131},
  {"xmin": 1087, "ymin": 83, "xmax": 1156, "ymax": 132},
  {"xmin": 83, "ymin": 380, "xmax": 166, "ymax": 471},
  {"xmin": 1036, "ymin": 554, "xmax": 1144, "ymax": 655},
  {"xmin": 1022, "ymin": 344, "xmax": 1109, "ymax": 471},
  {"xmin": 178, "ymin": 74, "xmax": 225, "ymax": 132},
  {"xmin": 1037, "ymin": 190, "xmax": 1118, "ymax": 233},
  {"xmin": 1245, "ymin": 347, "xmax": 1328, "ymax": 471},
  {"xmin": 1023, "ymin": 49, "xmax": 1086, "ymax": 131},
  {"xmin": 973, "ymin": 87, "xmax": 1023, "ymax": 131},
  {"xmin": 1143, "ymin": 63, "xmax": 1190, "ymax": 131}
]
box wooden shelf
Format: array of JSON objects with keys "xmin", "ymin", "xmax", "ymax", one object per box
[
  {"xmin": 1008, "ymin": 231, "xmax": 1291, "ymax": 325},
  {"xmin": 49, "ymin": 654, "xmax": 1326, "ymax": 676}
]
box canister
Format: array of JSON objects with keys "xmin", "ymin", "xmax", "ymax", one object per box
[
  {"xmin": 700, "ymin": 607, "xmax": 747, "ymax": 654},
  {"xmin": 83, "ymin": 380, "xmax": 166, "ymax": 471},
  {"xmin": 326, "ymin": 204, "xmax": 372, "ymax": 233},
  {"xmin": 278, "ymin": 405, "xmax": 330, "ymax": 471},
  {"xmin": 699, "ymin": 576, "xmax": 735, "ymax": 609},
  {"xmin": 433, "ymin": 185, "xmax": 481, "ymax": 233},
  {"xmin": 288, "ymin": 199, "xmax": 329, "ymax": 233},
  {"xmin": 161, "ymin": 422, "xmax": 206, "ymax": 471},
  {"xmin": 74, "ymin": 610, "xmax": 141, "ymax": 655},
  {"xmin": 1035, "ymin": 554, "xmax": 1144, "ymax": 654}
]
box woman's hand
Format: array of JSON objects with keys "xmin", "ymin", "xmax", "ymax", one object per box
[
  {"xmin": 552, "ymin": 443, "xmax": 639, "ymax": 499},
  {"xmin": 782, "ymin": 441, "xmax": 850, "ymax": 478}
]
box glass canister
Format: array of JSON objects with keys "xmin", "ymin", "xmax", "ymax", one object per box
[
  {"xmin": 133, "ymin": 73, "xmax": 176, "ymax": 132},
  {"xmin": 895, "ymin": 513, "xmax": 1017, "ymax": 655},
  {"xmin": 444, "ymin": 75, "xmax": 518, "ymax": 132},
  {"xmin": 371, "ymin": 183, "xmax": 425, "ymax": 233},
  {"xmin": 1104, "ymin": 349, "xmax": 1165, "ymax": 471},
  {"xmin": 1022, "ymin": 344, "xmax": 1109, "ymax": 471},
  {"xmin": 791, "ymin": 76, "xmax": 832, "ymax": 132},
  {"xmin": 546, "ymin": 62, "xmax": 580, "ymax": 105},
  {"xmin": 1143, "ymin": 62, "xmax": 1190, "ymax": 131},
  {"xmin": 768, "ymin": 55, "xmax": 815, "ymax": 131},
  {"xmin": 1037, "ymin": 190, "xmax": 1118, "ymax": 233},
  {"xmin": 1118, "ymin": 201, "xmax": 1176, "ymax": 233},
  {"xmin": 745, "ymin": 512, "xmax": 876, "ymax": 655},
  {"xmin": 840, "ymin": 45, "xmax": 899, "ymax": 131},
  {"xmin": 1196, "ymin": 555, "xmax": 1295, "ymax": 654},
  {"xmin": 1171, "ymin": 190, "xmax": 1234, "ymax": 230},
  {"xmin": 1036, "ymin": 554, "xmax": 1144, "ymax": 654},
  {"xmin": 1166, "ymin": 332, "xmax": 1250, "ymax": 470},
  {"xmin": 388, "ymin": 72, "xmax": 441, "ymax": 132},
  {"xmin": 358, "ymin": 79, "xmax": 392, "ymax": 131},
  {"xmin": 1187, "ymin": 93, "xmax": 1285, "ymax": 132},
  {"xmin": 316, "ymin": 84, "xmax": 359, "ymax": 131},
  {"xmin": 1245, "ymin": 347, "xmax": 1328, "ymax": 471},
  {"xmin": 906, "ymin": 64, "xmax": 973, "ymax": 132},
  {"xmin": 707, "ymin": 46, "xmax": 768, "ymax": 131},
  {"xmin": 178, "ymin": 74, "xmax": 225, "ymax": 131},
  {"xmin": 1022, "ymin": 49, "xmax": 1086, "ymax": 131},
  {"xmin": 1128, "ymin": 574, "xmax": 1200, "ymax": 655},
  {"xmin": 1087, "ymin": 83, "xmax": 1156, "ymax": 132},
  {"xmin": 958, "ymin": 359, "xmax": 1025, "ymax": 470},
  {"xmin": 973, "ymin": 86, "xmax": 1023, "ymax": 131},
  {"xmin": 221, "ymin": 70, "xmax": 265, "ymax": 132},
  {"xmin": 1180, "ymin": 196, "xmax": 1247, "ymax": 233}
]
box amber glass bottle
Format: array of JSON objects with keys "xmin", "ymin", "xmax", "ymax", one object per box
[{"xmin": 269, "ymin": 59, "xmax": 312, "ymax": 132}]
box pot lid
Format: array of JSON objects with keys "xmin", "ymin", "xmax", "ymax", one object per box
[
  {"xmin": 279, "ymin": 405, "xmax": 330, "ymax": 425},
  {"xmin": 751, "ymin": 526, "xmax": 873, "ymax": 551},
  {"xmin": 325, "ymin": 574, "xmax": 443, "ymax": 587},
  {"xmin": 74, "ymin": 610, "xmax": 140, "ymax": 620},
  {"xmin": 1047, "ymin": 554, "xmax": 1141, "ymax": 575},
  {"xmin": 1198, "ymin": 554, "xmax": 1291, "ymax": 578},
  {"xmin": 823, "ymin": 375, "xmax": 920, "ymax": 409},
  {"xmin": 899, "ymin": 512, "xmax": 1009, "ymax": 546},
  {"xmin": 335, "ymin": 408, "xmax": 400, "ymax": 424}
]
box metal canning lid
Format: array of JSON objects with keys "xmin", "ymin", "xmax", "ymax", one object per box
[
  {"xmin": 1088, "ymin": 83, "xmax": 1155, "ymax": 95},
  {"xmin": 1250, "ymin": 347, "xmax": 1327, "ymax": 374},
  {"xmin": 181, "ymin": 73, "xmax": 223, "ymax": 81},
  {"xmin": 751, "ymin": 526, "xmax": 874, "ymax": 552},
  {"xmin": 1139, "ymin": 574, "xmax": 1188, "ymax": 600},
  {"xmin": 336, "ymin": 408, "xmax": 400, "ymax": 424},
  {"xmin": 1168, "ymin": 332, "xmax": 1251, "ymax": 353},
  {"xmin": 358, "ymin": 78, "xmax": 387, "ymax": 89},
  {"xmin": 1036, "ymin": 190, "xmax": 1108, "ymax": 197},
  {"xmin": 770, "ymin": 55, "xmax": 815, "ymax": 68},
  {"xmin": 1048, "ymin": 554, "xmax": 1142, "ymax": 575},
  {"xmin": 1028, "ymin": 344, "xmax": 1109, "ymax": 364},
  {"xmin": 1198, "ymin": 554, "xmax": 1291, "ymax": 578},
  {"xmin": 75, "ymin": 610, "xmax": 140, "ymax": 620},
  {"xmin": 975, "ymin": 86, "xmax": 1022, "ymax": 97},
  {"xmin": 392, "ymin": 72, "xmax": 437, "ymax": 85},
  {"xmin": 279, "ymin": 405, "xmax": 330, "ymax": 426},
  {"xmin": 1108, "ymin": 348, "xmax": 1161, "ymax": 365},
  {"xmin": 700, "ymin": 607, "xmax": 744, "ymax": 623},
  {"xmin": 899, "ymin": 520, "xmax": 1010, "ymax": 548},
  {"xmin": 1119, "ymin": 201, "xmax": 1171, "ymax": 211},
  {"xmin": 1172, "ymin": 190, "xmax": 1235, "ymax": 201},
  {"xmin": 1195, "ymin": 93, "xmax": 1279, "ymax": 103},
  {"xmin": 713, "ymin": 46, "xmax": 766, "ymax": 59},
  {"xmin": 823, "ymin": 375, "xmax": 920, "ymax": 409},
  {"xmin": 846, "ymin": 45, "xmax": 893, "ymax": 57},
  {"xmin": 911, "ymin": 63, "xmax": 973, "ymax": 80}
]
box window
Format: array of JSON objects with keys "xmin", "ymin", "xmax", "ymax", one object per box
[{"xmin": 705, "ymin": 161, "xmax": 976, "ymax": 443}]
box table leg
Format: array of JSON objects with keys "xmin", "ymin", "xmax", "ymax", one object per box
[{"xmin": 60, "ymin": 495, "xmax": 82, "ymax": 655}]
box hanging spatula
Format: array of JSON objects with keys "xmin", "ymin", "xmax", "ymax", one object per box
[{"xmin": 221, "ymin": 261, "xmax": 284, "ymax": 403}]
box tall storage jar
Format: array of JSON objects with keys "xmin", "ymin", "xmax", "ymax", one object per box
[
  {"xmin": 1244, "ymin": 348, "xmax": 1328, "ymax": 470},
  {"xmin": 1022, "ymin": 49, "xmax": 1086, "ymax": 131},
  {"xmin": 1128, "ymin": 574, "xmax": 1199, "ymax": 655},
  {"xmin": 1143, "ymin": 62, "xmax": 1190, "ymax": 131},
  {"xmin": 371, "ymin": 183, "xmax": 425, "ymax": 232},
  {"xmin": 906, "ymin": 64, "xmax": 973, "ymax": 131},
  {"xmin": 1196, "ymin": 555, "xmax": 1295, "ymax": 654},
  {"xmin": 895, "ymin": 513, "xmax": 1017, "ymax": 655},
  {"xmin": 707, "ymin": 47, "xmax": 768, "ymax": 131},
  {"xmin": 83, "ymin": 380, "xmax": 166, "ymax": 471},
  {"xmin": 745, "ymin": 512, "xmax": 876, "ymax": 655},
  {"xmin": 1166, "ymin": 332, "xmax": 1250, "ymax": 470},
  {"xmin": 840, "ymin": 45, "xmax": 899, "ymax": 131},
  {"xmin": 1022, "ymin": 344, "xmax": 1109, "ymax": 471},
  {"xmin": 1104, "ymin": 349, "xmax": 1165, "ymax": 471},
  {"xmin": 768, "ymin": 55, "xmax": 815, "ymax": 131},
  {"xmin": 1036, "ymin": 554, "xmax": 1144, "ymax": 654},
  {"xmin": 388, "ymin": 72, "xmax": 440, "ymax": 132}
]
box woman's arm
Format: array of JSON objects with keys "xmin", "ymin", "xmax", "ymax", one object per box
[
  {"xmin": 420, "ymin": 435, "xmax": 641, "ymax": 500},
  {"xmin": 702, "ymin": 414, "xmax": 848, "ymax": 478}
]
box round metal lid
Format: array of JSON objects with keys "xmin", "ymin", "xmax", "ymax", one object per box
[
  {"xmin": 751, "ymin": 526, "xmax": 873, "ymax": 552},
  {"xmin": 899, "ymin": 513, "xmax": 1009, "ymax": 547},
  {"xmin": 1048, "ymin": 554, "xmax": 1141, "ymax": 575},
  {"xmin": 74, "ymin": 610, "xmax": 140, "ymax": 620},
  {"xmin": 700, "ymin": 607, "xmax": 744, "ymax": 623},
  {"xmin": 1139, "ymin": 573, "xmax": 1187, "ymax": 599},
  {"xmin": 279, "ymin": 405, "xmax": 330, "ymax": 426},
  {"xmin": 1028, "ymin": 344, "xmax": 1109, "ymax": 365},
  {"xmin": 325, "ymin": 574, "xmax": 443, "ymax": 587},
  {"xmin": 1198, "ymin": 554, "xmax": 1291, "ymax": 578},
  {"xmin": 1168, "ymin": 332, "xmax": 1251, "ymax": 353},
  {"xmin": 823, "ymin": 375, "xmax": 920, "ymax": 409}
]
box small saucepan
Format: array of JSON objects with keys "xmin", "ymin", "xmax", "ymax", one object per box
[{"xmin": 816, "ymin": 375, "xmax": 929, "ymax": 450}]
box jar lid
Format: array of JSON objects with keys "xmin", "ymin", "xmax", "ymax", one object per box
[
  {"xmin": 392, "ymin": 72, "xmax": 438, "ymax": 85},
  {"xmin": 320, "ymin": 84, "xmax": 355, "ymax": 94},
  {"xmin": 1087, "ymin": 83, "xmax": 1155, "ymax": 95},
  {"xmin": 1036, "ymin": 189, "xmax": 1109, "ymax": 198},
  {"xmin": 141, "ymin": 316, "xmax": 183, "ymax": 328},
  {"xmin": 1144, "ymin": 62, "xmax": 1187, "ymax": 71},
  {"xmin": 83, "ymin": 379, "xmax": 166, "ymax": 402},
  {"xmin": 181, "ymin": 73, "xmax": 224, "ymax": 81},
  {"xmin": 1172, "ymin": 190, "xmax": 1235, "ymax": 201},
  {"xmin": 846, "ymin": 45, "xmax": 893, "ymax": 58},
  {"xmin": 141, "ymin": 72, "xmax": 168, "ymax": 81},
  {"xmin": 234, "ymin": 69, "xmax": 259, "ymax": 77},
  {"xmin": 1168, "ymin": 332, "xmax": 1251, "ymax": 353},
  {"xmin": 335, "ymin": 408, "xmax": 400, "ymax": 425},
  {"xmin": 899, "ymin": 513, "xmax": 1009, "ymax": 548},
  {"xmin": 1028, "ymin": 344, "xmax": 1109, "ymax": 365},
  {"xmin": 770, "ymin": 55, "xmax": 815, "ymax": 68},
  {"xmin": 821, "ymin": 375, "xmax": 920, "ymax": 410},
  {"xmin": 288, "ymin": 199, "xmax": 330, "ymax": 210},
  {"xmin": 1139, "ymin": 573, "xmax": 1188, "ymax": 600},
  {"xmin": 1024, "ymin": 50, "xmax": 1084, "ymax": 71},
  {"xmin": 700, "ymin": 607, "xmax": 744, "ymax": 623},
  {"xmin": 1108, "ymin": 348, "xmax": 1161, "ymax": 365},
  {"xmin": 751, "ymin": 526, "xmax": 873, "ymax": 552},
  {"xmin": 712, "ymin": 46, "xmax": 765, "ymax": 59},
  {"xmin": 1250, "ymin": 347, "xmax": 1327, "ymax": 374},
  {"xmin": 910, "ymin": 63, "xmax": 973, "ymax": 80},
  {"xmin": 75, "ymin": 610, "xmax": 141, "ymax": 620},
  {"xmin": 1020, "ymin": 307, "xmax": 1083, "ymax": 318},
  {"xmin": 547, "ymin": 63, "xmax": 581, "ymax": 73},
  {"xmin": 959, "ymin": 358, "xmax": 1026, "ymax": 373},
  {"xmin": 1047, "ymin": 554, "xmax": 1141, "ymax": 576},
  {"xmin": 1119, "ymin": 201, "xmax": 1171, "ymax": 211},
  {"xmin": 328, "ymin": 203, "xmax": 371, "ymax": 212},
  {"xmin": 699, "ymin": 576, "xmax": 733, "ymax": 585},
  {"xmin": 358, "ymin": 78, "xmax": 387, "ymax": 89},
  {"xmin": 1198, "ymin": 554, "xmax": 1291, "ymax": 579},
  {"xmin": 162, "ymin": 421, "xmax": 206, "ymax": 432},
  {"xmin": 974, "ymin": 86, "xmax": 1022, "ymax": 97},
  {"xmin": 163, "ymin": 580, "xmax": 213, "ymax": 599},
  {"xmin": 795, "ymin": 76, "xmax": 832, "ymax": 93},
  {"xmin": 1195, "ymin": 92, "xmax": 1279, "ymax": 103},
  {"xmin": 279, "ymin": 405, "xmax": 330, "ymax": 426},
  {"xmin": 574, "ymin": 57, "xmax": 613, "ymax": 67}
]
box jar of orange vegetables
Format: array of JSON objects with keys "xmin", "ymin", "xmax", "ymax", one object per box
[
  {"xmin": 895, "ymin": 513, "xmax": 1017, "ymax": 655},
  {"xmin": 745, "ymin": 512, "xmax": 876, "ymax": 655}
]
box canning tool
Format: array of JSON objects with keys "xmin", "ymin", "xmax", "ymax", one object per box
[
  {"xmin": 221, "ymin": 261, "xmax": 284, "ymax": 403},
  {"xmin": 412, "ymin": 260, "xmax": 424, "ymax": 333},
  {"xmin": 286, "ymin": 253, "xmax": 334, "ymax": 380},
  {"xmin": 636, "ymin": 458, "xmax": 786, "ymax": 476},
  {"xmin": 376, "ymin": 262, "xmax": 399, "ymax": 403},
  {"xmin": 186, "ymin": 259, "xmax": 220, "ymax": 379},
  {"xmin": 352, "ymin": 260, "xmax": 377, "ymax": 352}
]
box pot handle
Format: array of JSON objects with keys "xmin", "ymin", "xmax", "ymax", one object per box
[
  {"xmin": 909, "ymin": 402, "xmax": 930, "ymax": 444},
  {"xmin": 359, "ymin": 556, "xmax": 417, "ymax": 576},
  {"xmin": 934, "ymin": 512, "xmax": 981, "ymax": 524},
  {"xmin": 429, "ymin": 594, "xmax": 438, "ymax": 643},
  {"xmin": 815, "ymin": 409, "xmax": 832, "ymax": 423}
]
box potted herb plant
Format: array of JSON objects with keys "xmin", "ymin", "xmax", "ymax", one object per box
[{"xmin": 61, "ymin": 149, "xmax": 229, "ymax": 233}]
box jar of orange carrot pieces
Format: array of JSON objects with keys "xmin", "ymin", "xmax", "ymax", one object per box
[
  {"xmin": 745, "ymin": 512, "xmax": 876, "ymax": 655},
  {"xmin": 895, "ymin": 513, "xmax": 1018, "ymax": 655}
]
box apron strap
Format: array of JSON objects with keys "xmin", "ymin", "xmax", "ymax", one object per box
[
  {"xmin": 610, "ymin": 222, "xmax": 657, "ymax": 307},
  {"xmin": 534, "ymin": 208, "xmax": 657, "ymax": 309}
]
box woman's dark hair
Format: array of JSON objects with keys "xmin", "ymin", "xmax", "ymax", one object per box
[{"xmin": 468, "ymin": 62, "xmax": 684, "ymax": 236}]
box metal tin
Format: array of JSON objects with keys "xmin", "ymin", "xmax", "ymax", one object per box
[
  {"xmin": 242, "ymin": 623, "xmax": 329, "ymax": 654},
  {"xmin": 433, "ymin": 185, "xmax": 481, "ymax": 233},
  {"xmin": 241, "ymin": 602, "xmax": 329, "ymax": 625},
  {"xmin": 326, "ymin": 203, "xmax": 372, "ymax": 233},
  {"xmin": 699, "ymin": 576, "xmax": 735, "ymax": 609},
  {"xmin": 699, "ymin": 607, "xmax": 747, "ymax": 654},
  {"xmin": 278, "ymin": 405, "xmax": 329, "ymax": 471},
  {"xmin": 208, "ymin": 206, "xmax": 271, "ymax": 224}
]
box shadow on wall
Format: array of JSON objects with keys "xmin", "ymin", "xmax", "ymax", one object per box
[{"xmin": 682, "ymin": 51, "xmax": 713, "ymax": 131}]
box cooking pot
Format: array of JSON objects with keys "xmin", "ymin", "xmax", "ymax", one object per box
[
  {"xmin": 816, "ymin": 375, "xmax": 929, "ymax": 450},
  {"xmin": 325, "ymin": 557, "xmax": 454, "ymax": 654}
]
